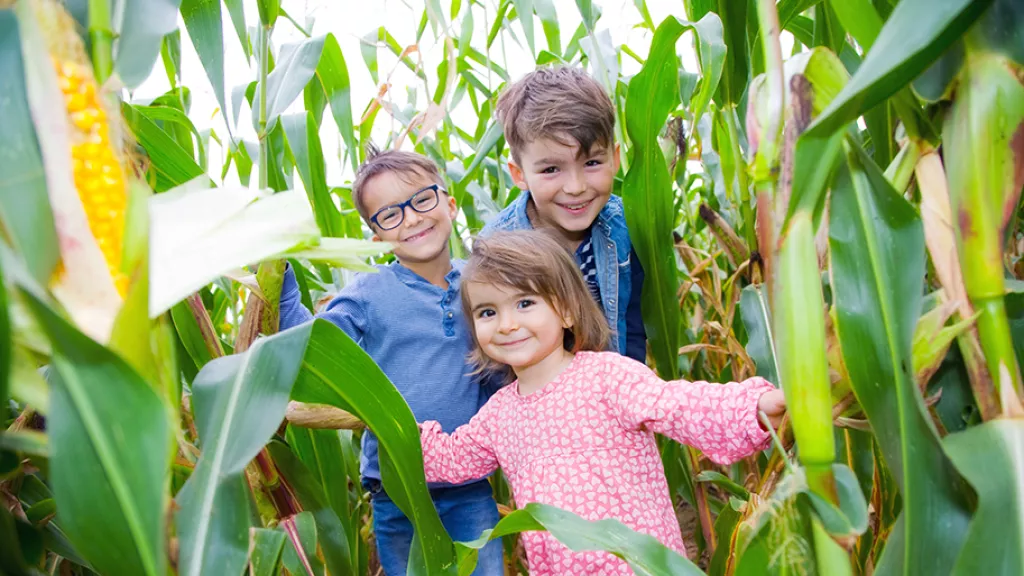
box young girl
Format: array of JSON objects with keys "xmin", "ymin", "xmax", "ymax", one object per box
[{"xmin": 419, "ymin": 230, "xmax": 787, "ymax": 575}]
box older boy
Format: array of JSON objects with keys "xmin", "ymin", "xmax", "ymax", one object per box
[
  {"xmin": 278, "ymin": 147, "xmax": 503, "ymax": 575},
  {"xmin": 483, "ymin": 66, "xmax": 647, "ymax": 363}
]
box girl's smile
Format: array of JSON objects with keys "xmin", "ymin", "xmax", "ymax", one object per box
[{"xmin": 465, "ymin": 280, "xmax": 574, "ymax": 395}]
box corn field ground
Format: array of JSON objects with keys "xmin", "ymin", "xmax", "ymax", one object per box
[{"xmin": 0, "ymin": 0, "xmax": 1022, "ymax": 574}]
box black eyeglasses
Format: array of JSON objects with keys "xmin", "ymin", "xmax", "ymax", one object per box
[{"xmin": 369, "ymin": 184, "xmax": 445, "ymax": 230}]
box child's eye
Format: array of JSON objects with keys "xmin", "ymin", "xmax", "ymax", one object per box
[
  {"xmin": 476, "ymin": 309, "xmax": 495, "ymax": 319},
  {"xmin": 540, "ymin": 166, "xmax": 558, "ymax": 174},
  {"xmin": 517, "ymin": 299, "xmax": 535, "ymax": 309},
  {"xmin": 585, "ymin": 159, "xmax": 602, "ymax": 167}
]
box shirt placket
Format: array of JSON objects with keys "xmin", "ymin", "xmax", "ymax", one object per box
[{"xmin": 441, "ymin": 276, "xmax": 458, "ymax": 337}]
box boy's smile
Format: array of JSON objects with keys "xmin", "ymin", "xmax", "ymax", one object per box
[
  {"xmin": 363, "ymin": 171, "xmax": 457, "ymax": 267},
  {"xmin": 508, "ymin": 136, "xmax": 620, "ymax": 247}
]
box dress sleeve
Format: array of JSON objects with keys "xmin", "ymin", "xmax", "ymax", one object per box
[
  {"xmin": 603, "ymin": 355, "xmax": 774, "ymax": 465},
  {"xmin": 420, "ymin": 401, "xmax": 500, "ymax": 484}
]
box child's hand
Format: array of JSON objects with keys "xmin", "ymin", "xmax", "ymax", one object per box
[{"xmin": 757, "ymin": 389, "xmax": 787, "ymax": 430}]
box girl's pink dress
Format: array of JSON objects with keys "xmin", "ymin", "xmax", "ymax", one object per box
[{"xmin": 420, "ymin": 351, "xmax": 774, "ymax": 574}]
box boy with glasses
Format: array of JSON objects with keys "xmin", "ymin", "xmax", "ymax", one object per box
[{"xmin": 277, "ymin": 146, "xmax": 503, "ymax": 575}]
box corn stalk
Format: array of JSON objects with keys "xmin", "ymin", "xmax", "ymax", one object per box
[{"xmin": 944, "ymin": 43, "xmax": 1024, "ymax": 402}]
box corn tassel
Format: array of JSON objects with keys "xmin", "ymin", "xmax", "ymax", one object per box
[{"xmin": 943, "ymin": 50, "xmax": 1024, "ymax": 400}]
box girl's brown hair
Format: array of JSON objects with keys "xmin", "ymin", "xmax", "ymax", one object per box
[{"xmin": 461, "ymin": 230, "xmax": 610, "ymax": 379}]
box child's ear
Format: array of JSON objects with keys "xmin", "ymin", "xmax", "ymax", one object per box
[
  {"xmin": 508, "ymin": 159, "xmax": 529, "ymax": 190},
  {"xmin": 444, "ymin": 192, "xmax": 458, "ymax": 219},
  {"xmin": 612, "ymin": 142, "xmax": 622, "ymax": 173}
]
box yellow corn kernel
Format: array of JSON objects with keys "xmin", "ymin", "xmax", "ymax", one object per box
[{"xmin": 52, "ymin": 49, "xmax": 129, "ymax": 296}]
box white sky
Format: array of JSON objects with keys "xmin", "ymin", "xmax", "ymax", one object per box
[{"xmin": 131, "ymin": 0, "xmax": 709, "ymax": 189}]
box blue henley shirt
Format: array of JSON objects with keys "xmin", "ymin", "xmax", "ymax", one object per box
[{"xmin": 279, "ymin": 260, "xmax": 496, "ymax": 485}]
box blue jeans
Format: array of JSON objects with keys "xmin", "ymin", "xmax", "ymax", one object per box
[{"xmin": 365, "ymin": 478, "xmax": 503, "ymax": 575}]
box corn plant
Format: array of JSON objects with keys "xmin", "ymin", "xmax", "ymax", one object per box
[{"xmin": 1, "ymin": 0, "xmax": 1022, "ymax": 575}]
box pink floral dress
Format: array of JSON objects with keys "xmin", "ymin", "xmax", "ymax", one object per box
[{"xmin": 420, "ymin": 351, "xmax": 774, "ymax": 574}]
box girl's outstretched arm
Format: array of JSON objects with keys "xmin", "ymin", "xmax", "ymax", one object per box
[
  {"xmin": 420, "ymin": 404, "xmax": 500, "ymax": 484},
  {"xmin": 604, "ymin": 355, "xmax": 777, "ymax": 465}
]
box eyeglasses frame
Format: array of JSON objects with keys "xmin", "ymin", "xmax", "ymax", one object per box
[{"xmin": 368, "ymin": 183, "xmax": 446, "ymax": 231}]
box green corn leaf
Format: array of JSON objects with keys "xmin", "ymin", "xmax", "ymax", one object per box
[
  {"xmin": 284, "ymin": 425, "xmax": 352, "ymax": 525},
  {"xmin": 252, "ymin": 35, "xmax": 327, "ymax": 133},
  {"xmin": 249, "ymin": 528, "xmax": 287, "ymax": 576},
  {"xmin": 511, "ymin": 0, "xmax": 536, "ymax": 55},
  {"xmin": 460, "ymin": 121, "xmax": 504, "ymax": 183},
  {"xmin": 740, "ymin": 280, "xmax": 780, "ymax": 385},
  {"xmin": 944, "ymin": 420, "xmax": 1024, "ymax": 575},
  {"xmin": 278, "ymin": 511, "xmax": 323, "ymax": 576},
  {"xmin": 175, "ymin": 325, "xmax": 307, "ymax": 576},
  {"xmin": 223, "ymin": 0, "xmax": 250, "ymax": 59},
  {"xmin": 0, "ymin": 11, "xmax": 58, "ymax": 292},
  {"xmin": 714, "ymin": 0, "xmax": 750, "ymax": 106},
  {"xmin": 180, "ymin": 0, "xmax": 231, "ymax": 138},
  {"xmin": 623, "ymin": 12, "xmax": 725, "ymax": 380},
  {"xmin": 316, "ymin": 34, "xmax": 358, "ymax": 174},
  {"xmin": 289, "ymin": 320, "xmax": 458, "ymax": 574},
  {"xmin": 455, "ymin": 502, "xmax": 704, "ymax": 575},
  {"xmin": 268, "ymin": 441, "xmax": 353, "ymax": 576},
  {"xmin": 534, "ymin": 0, "xmax": 560, "ymax": 56},
  {"xmin": 123, "ymin": 103, "xmax": 206, "ymax": 191},
  {"xmin": 829, "ymin": 141, "xmax": 974, "ymax": 573},
  {"xmin": 828, "ymin": 0, "xmax": 883, "ymax": 51},
  {"xmin": 19, "ymin": 290, "xmax": 169, "ymax": 576},
  {"xmin": 282, "ymin": 112, "xmax": 344, "ymax": 238},
  {"xmin": 114, "ymin": 0, "xmax": 183, "ymax": 88},
  {"xmin": 807, "ymin": 0, "xmax": 994, "ymax": 137}
]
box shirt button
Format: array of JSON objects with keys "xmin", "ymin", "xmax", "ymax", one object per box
[
  {"xmin": 447, "ymin": 311, "xmax": 454, "ymax": 318},
  {"xmin": 607, "ymin": 243, "xmax": 613, "ymax": 249},
  {"xmin": 609, "ymin": 299, "xmax": 616, "ymax": 305}
]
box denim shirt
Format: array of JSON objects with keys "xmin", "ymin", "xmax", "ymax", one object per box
[
  {"xmin": 481, "ymin": 192, "xmax": 647, "ymax": 362},
  {"xmin": 278, "ymin": 261, "xmax": 497, "ymax": 485}
]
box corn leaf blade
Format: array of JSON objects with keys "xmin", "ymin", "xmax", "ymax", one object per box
[
  {"xmin": 0, "ymin": 10, "xmax": 59, "ymax": 285},
  {"xmin": 806, "ymin": 0, "xmax": 993, "ymax": 137},
  {"xmin": 20, "ymin": 290, "xmax": 169, "ymax": 576},
  {"xmin": 829, "ymin": 141, "xmax": 974, "ymax": 573},
  {"xmin": 114, "ymin": 0, "xmax": 183, "ymax": 88},
  {"xmin": 944, "ymin": 420, "xmax": 1024, "ymax": 575}
]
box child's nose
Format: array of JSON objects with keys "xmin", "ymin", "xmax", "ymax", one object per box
[
  {"xmin": 563, "ymin": 170, "xmax": 586, "ymax": 195},
  {"xmin": 403, "ymin": 204, "xmax": 423, "ymax": 226},
  {"xmin": 498, "ymin": 314, "xmax": 517, "ymax": 332}
]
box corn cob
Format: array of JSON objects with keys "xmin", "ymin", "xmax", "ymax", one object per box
[
  {"xmin": 55, "ymin": 65, "xmax": 128, "ymax": 296},
  {"xmin": 35, "ymin": 0, "xmax": 128, "ymax": 297}
]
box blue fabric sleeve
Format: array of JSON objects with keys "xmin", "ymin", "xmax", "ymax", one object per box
[
  {"xmin": 279, "ymin": 264, "xmax": 367, "ymax": 344},
  {"xmin": 624, "ymin": 247, "xmax": 648, "ymax": 364}
]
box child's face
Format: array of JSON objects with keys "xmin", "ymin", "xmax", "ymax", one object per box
[
  {"xmin": 466, "ymin": 281, "xmax": 570, "ymax": 373},
  {"xmin": 508, "ymin": 136, "xmax": 620, "ymax": 243},
  {"xmin": 363, "ymin": 170, "xmax": 457, "ymax": 265}
]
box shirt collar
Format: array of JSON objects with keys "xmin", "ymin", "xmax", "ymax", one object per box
[{"xmin": 390, "ymin": 259, "xmax": 463, "ymax": 288}]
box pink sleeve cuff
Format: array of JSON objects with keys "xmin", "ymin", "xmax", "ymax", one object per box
[{"xmin": 739, "ymin": 378, "xmax": 776, "ymax": 452}]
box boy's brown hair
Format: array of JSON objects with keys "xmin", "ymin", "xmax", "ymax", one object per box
[
  {"xmin": 495, "ymin": 66, "xmax": 615, "ymax": 163},
  {"xmin": 351, "ymin": 143, "xmax": 446, "ymax": 225},
  {"xmin": 461, "ymin": 230, "xmax": 610, "ymax": 379}
]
